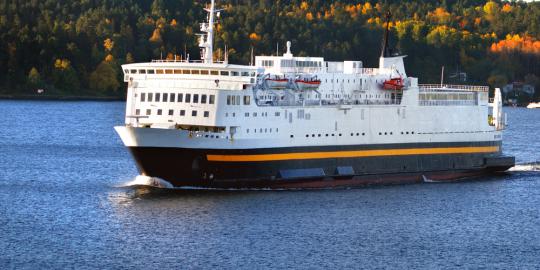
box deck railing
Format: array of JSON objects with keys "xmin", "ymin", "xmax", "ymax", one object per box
[{"xmin": 419, "ymin": 84, "xmax": 488, "ymax": 92}]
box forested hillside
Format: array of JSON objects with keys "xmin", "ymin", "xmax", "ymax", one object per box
[{"xmin": 0, "ymin": 0, "xmax": 539, "ymax": 97}]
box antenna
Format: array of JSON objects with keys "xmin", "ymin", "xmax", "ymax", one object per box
[
  {"xmin": 276, "ymin": 42, "xmax": 279, "ymax": 56},
  {"xmin": 440, "ymin": 66, "xmax": 445, "ymax": 86},
  {"xmin": 250, "ymin": 46, "xmax": 254, "ymax": 66}
]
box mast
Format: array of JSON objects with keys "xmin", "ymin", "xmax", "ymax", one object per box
[
  {"xmin": 381, "ymin": 11, "xmax": 392, "ymax": 58},
  {"xmin": 199, "ymin": 0, "xmax": 217, "ymax": 63}
]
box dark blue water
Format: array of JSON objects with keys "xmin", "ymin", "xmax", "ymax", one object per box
[{"xmin": 0, "ymin": 100, "xmax": 539, "ymax": 269}]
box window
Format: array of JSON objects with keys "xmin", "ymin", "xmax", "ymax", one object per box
[
  {"xmin": 220, "ymin": 71, "xmax": 229, "ymax": 76},
  {"xmin": 275, "ymin": 112, "xmax": 280, "ymax": 117},
  {"xmin": 140, "ymin": 93, "xmax": 146, "ymax": 102},
  {"xmin": 243, "ymin": 96, "xmax": 251, "ymax": 105},
  {"xmin": 182, "ymin": 70, "xmax": 190, "ymax": 74},
  {"xmin": 157, "ymin": 109, "xmax": 162, "ymax": 115},
  {"xmin": 253, "ymin": 112, "xmax": 257, "ymax": 117},
  {"xmin": 156, "ymin": 69, "xmax": 164, "ymax": 74},
  {"xmin": 170, "ymin": 93, "xmax": 175, "ymax": 102},
  {"xmin": 201, "ymin": 95, "xmax": 207, "ymax": 104},
  {"xmin": 165, "ymin": 69, "xmax": 173, "ymax": 74},
  {"xmin": 147, "ymin": 69, "xmax": 155, "ymax": 74},
  {"xmin": 174, "ymin": 69, "xmax": 182, "ymax": 74},
  {"xmin": 168, "ymin": 109, "xmax": 174, "ymax": 116},
  {"xmin": 177, "ymin": 93, "xmax": 183, "ymax": 102},
  {"xmin": 192, "ymin": 110, "xmax": 197, "ymax": 117},
  {"xmin": 193, "ymin": 94, "xmax": 199, "ymax": 103},
  {"xmin": 148, "ymin": 93, "xmax": 153, "ymax": 102},
  {"xmin": 146, "ymin": 109, "xmax": 151, "ymax": 115},
  {"xmin": 155, "ymin": 93, "xmax": 161, "ymax": 102},
  {"xmin": 204, "ymin": 111, "xmax": 209, "ymax": 117},
  {"xmin": 210, "ymin": 70, "xmax": 219, "ymax": 75},
  {"xmin": 130, "ymin": 69, "xmax": 137, "ymax": 74},
  {"xmin": 201, "ymin": 70, "xmax": 209, "ymax": 75},
  {"xmin": 162, "ymin": 93, "xmax": 168, "ymax": 102},
  {"xmin": 231, "ymin": 71, "xmax": 239, "ymax": 76},
  {"xmin": 245, "ymin": 112, "xmax": 249, "ymax": 117},
  {"xmin": 180, "ymin": 110, "xmax": 185, "ymax": 116},
  {"xmin": 236, "ymin": 95, "xmax": 241, "ymax": 105},
  {"xmin": 227, "ymin": 95, "xmax": 231, "ymax": 105},
  {"xmin": 185, "ymin": 94, "xmax": 191, "ymax": 103},
  {"xmin": 192, "ymin": 70, "xmax": 200, "ymax": 75},
  {"xmin": 135, "ymin": 109, "xmax": 140, "ymax": 115},
  {"xmin": 209, "ymin": 95, "xmax": 215, "ymax": 104},
  {"xmin": 139, "ymin": 69, "xmax": 146, "ymax": 74}
]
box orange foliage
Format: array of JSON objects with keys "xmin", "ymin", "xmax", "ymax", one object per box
[
  {"xmin": 300, "ymin": 1, "xmax": 308, "ymax": 11},
  {"xmin": 306, "ymin": 12, "xmax": 313, "ymax": 21},
  {"xmin": 501, "ymin": 3, "xmax": 512, "ymax": 13},
  {"xmin": 361, "ymin": 3, "xmax": 372, "ymax": 15},
  {"xmin": 149, "ymin": 28, "xmax": 162, "ymax": 42},
  {"xmin": 249, "ymin": 33, "xmax": 261, "ymax": 41},
  {"xmin": 170, "ymin": 19, "xmax": 177, "ymax": 27},
  {"xmin": 105, "ymin": 54, "xmax": 114, "ymax": 62},
  {"xmin": 490, "ymin": 34, "xmax": 540, "ymax": 55},
  {"xmin": 427, "ymin": 7, "xmax": 451, "ymax": 24}
]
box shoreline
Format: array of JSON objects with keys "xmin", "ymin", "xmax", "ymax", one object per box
[{"xmin": 0, "ymin": 94, "xmax": 124, "ymax": 101}]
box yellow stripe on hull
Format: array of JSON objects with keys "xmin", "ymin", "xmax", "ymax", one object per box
[{"xmin": 207, "ymin": 146, "xmax": 499, "ymax": 162}]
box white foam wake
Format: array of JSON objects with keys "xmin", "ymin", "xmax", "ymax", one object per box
[
  {"xmin": 508, "ymin": 162, "xmax": 540, "ymax": 172},
  {"xmin": 121, "ymin": 175, "xmax": 174, "ymax": 189}
]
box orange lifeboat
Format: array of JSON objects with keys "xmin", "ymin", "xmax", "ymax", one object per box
[
  {"xmin": 382, "ymin": 77, "xmax": 404, "ymax": 90},
  {"xmin": 295, "ymin": 78, "xmax": 321, "ymax": 90}
]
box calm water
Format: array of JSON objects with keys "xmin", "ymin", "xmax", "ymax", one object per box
[{"xmin": 0, "ymin": 100, "xmax": 539, "ymax": 269}]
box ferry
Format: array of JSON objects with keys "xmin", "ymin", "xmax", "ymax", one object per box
[{"xmin": 115, "ymin": 0, "xmax": 514, "ymax": 189}]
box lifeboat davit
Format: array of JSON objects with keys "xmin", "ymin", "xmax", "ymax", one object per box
[
  {"xmin": 382, "ymin": 77, "xmax": 404, "ymax": 90},
  {"xmin": 265, "ymin": 76, "xmax": 289, "ymax": 89},
  {"xmin": 295, "ymin": 78, "xmax": 321, "ymax": 90}
]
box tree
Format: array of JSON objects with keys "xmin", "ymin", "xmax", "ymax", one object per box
[
  {"xmin": 89, "ymin": 61, "xmax": 120, "ymax": 93},
  {"xmin": 27, "ymin": 67, "xmax": 41, "ymax": 86}
]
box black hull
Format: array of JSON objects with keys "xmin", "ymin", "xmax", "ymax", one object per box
[{"xmin": 126, "ymin": 141, "xmax": 514, "ymax": 189}]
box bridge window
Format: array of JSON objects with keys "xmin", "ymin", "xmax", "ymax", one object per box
[
  {"xmin": 174, "ymin": 69, "xmax": 182, "ymax": 74},
  {"xmin": 147, "ymin": 69, "xmax": 155, "ymax": 74},
  {"xmin": 192, "ymin": 70, "xmax": 200, "ymax": 75},
  {"xmin": 130, "ymin": 69, "xmax": 137, "ymax": 74},
  {"xmin": 204, "ymin": 111, "xmax": 210, "ymax": 117},
  {"xmin": 155, "ymin": 93, "xmax": 160, "ymax": 102},
  {"xmin": 140, "ymin": 93, "xmax": 146, "ymax": 102},
  {"xmin": 146, "ymin": 109, "xmax": 151, "ymax": 115},
  {"xmin": 201, "ymin": 70, "xmax": 209, "ymax": 75},
  {"xmin": 180, "ymin": 110, "xmax": 185, "ymax": 116},
  {"xmin": 192, "ymin": 110, "xmax": 197, "ymax": 117},
  {"xmin": 147, "ymin": 93, "xmax": 153, "ymax": 102},
  {"xmin": 170, "ymin": 93, "xmax": 175, "ymax": 101},
  {"xmin": 139, "ymin": 69, "xmax": 146, "ymax": 74},
  {"xmin": 209, "ymin": 95, "xmax": 215, "ymax": 104},
  {"xmin": 135, "ymin": 109, "xmax": 140, "ymax": 115},
  {"xmin": 185, "ymin": 94, "xmax": 191, "ymax": 103},
  {"xmin": 220, "ymin": 71, "xmax": 229, "ymax": 76},
  {"xmin": 210, "ymin": 70, "xmax": 218, "ymax": 75},
  {"xmin": 168, "ymin": 109, "xmax": 173, "ymax": 116},
  {"xmin": 165, "ymin": 69, "xmax": 173, "ymax": 74},
  {"xmin": 156, "ymin": 69, "xmax": 164, "ymax": 74},
  {"xmin": 201, "ymin": 94, "xmax": 207, "ymax": 104},
  {"xmin": 243, "ymin": 96, "xmax": 251, "ymax": 105},
  {"xmin": 193, "ymin": 94, "xmax": 199, "ymax": 103},
  {"xmin": 157, "ymin": 109, "xmax": 162, "ymax": 115},
  {"xmin": 231, "ymin": 71, "xmax": 239, "ymax": 76},
  {"xmin": 162, "ymin": 93, "xmax": 168, "ymax": 102},
  {"xmin": 177, "ymin": 93, "xmax": 183, "ymax": 102}
]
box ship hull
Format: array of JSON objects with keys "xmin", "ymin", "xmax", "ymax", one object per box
[{"xmin": 125, "ymin": 141, "xmax": 514, "ymax": 189}]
